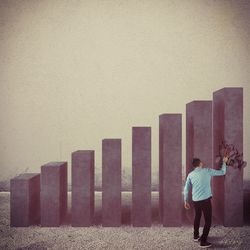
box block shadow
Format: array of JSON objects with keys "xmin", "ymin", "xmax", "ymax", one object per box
[{"xmin": 64, "ymin": 191, "xmax": 159, "ymax": 226}]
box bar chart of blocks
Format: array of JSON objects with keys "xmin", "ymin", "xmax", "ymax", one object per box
[{"xmin": 10, "ymin": 87, "xmax": 245, "ymax": 227}]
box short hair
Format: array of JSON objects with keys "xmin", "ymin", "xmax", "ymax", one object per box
[{"xmin": 192, "ymin": 158, "xmax": 201, "ymax": 167}]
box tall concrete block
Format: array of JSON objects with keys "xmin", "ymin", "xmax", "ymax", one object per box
[
  {"xmin": 10, "ymin": 173, "xmax": 40, "ymax": 227},
  {"xmin": 159, "ymin": 114, "xmax": 182, "ymax": 226},
  {"xmin": 213, "ymin": 87, "xmax": 243, "ymax": 226},
  {"xmin": 102, "ymin": 139, "xmax": 122, "ymax": 226},
  {"xmin": 132, "ymin": 127, "xmax": 151, "ymax": 227},
  {"xmin": 41, "ymin": 162, "xmax": 67, "ymax": 227},
  {"xmin": 185, "ymin": 101, "xmax": 212, "ymax": 224},
  {"xmin": 186, "ymin": 101, "xmax": 213, "ymax": 176},
  {"xmin": 71, "ymin": 150, "xmax": 95, "ymax": 226}
]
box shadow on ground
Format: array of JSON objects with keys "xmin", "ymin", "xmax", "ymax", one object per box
[{"xmin": 63, "ymin": 192, "xmax": 160, "ymax": 226}]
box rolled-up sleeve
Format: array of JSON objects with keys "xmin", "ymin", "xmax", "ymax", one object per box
[{"xmin": 183, "ymin": 175, "xmax": 191, "ymax": 202}]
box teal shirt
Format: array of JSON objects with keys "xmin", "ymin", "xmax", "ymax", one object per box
[{"xmin": 183, "ymin": 162, "xmax": 227, "ymax": 202}]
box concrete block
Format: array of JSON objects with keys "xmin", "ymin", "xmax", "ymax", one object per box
[
  {"xmin": 159, "ymin": 114, "xmax": 182, "ymax": 226},
  {"xmin": 185, "ymin": 101, "xmax": 212, "ymax": 224},
  {"xmin": 132, "ymin": 127, "xmax": 151, "ymax": 227},
  {"xmin": 71, "ymin": 150, "xmax": 95, "ymax": 226},
  {"xmin": 186, "ymin": 101, "xmax": 213, "ymax": 176},
  {"xmin": 213, "ymin": 87, "xmax": 243, "ymax": 226},
  {"xmin": 41, "ymin": 162, "xmax": 67, "ymax": 227},
  {"xmin": 10, "ymin": 173, "xmax": 40, "ymax": 227},
  {"xmin": 102, "ymin": 139, "xmax": 122, "ymax": 226}
]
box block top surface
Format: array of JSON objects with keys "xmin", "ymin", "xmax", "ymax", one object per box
[
  {"xmin": 213, "ymin": 87, "xmax": 243, "ymax": 95},
  {"xmin": 159, "ymin": 113, "xmax": 182, "ymax": 118},
  {"xmin": 186, "ymin": 100, "xmax": 212, "ymax": 106},
  {"xmin": 12, "ymin": 173, "xmax": 40, "ymax": 180},
  {"xmin": 72, "ymin": 150, "xmax": 94, "ymax": 154},
  {"xmin": 102, "ymin": 138, "xmax": 121, "ymax": 142},
  {"xmin": 41, "ymin": 161, "xmax": 67, "ymax": 168},
  {"xmin": 132, "ymin": 126, "xmax": 151, "ymax": 129}
]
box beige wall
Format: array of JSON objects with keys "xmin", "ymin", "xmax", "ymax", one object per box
[{"xmin": 0, "ymin": 0, "xmax": 250, "ymax": 188}]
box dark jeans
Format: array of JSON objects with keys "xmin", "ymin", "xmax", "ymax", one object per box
[{"xmin": 193, "ymin": 197, "xmax": 212, "ymax": 243}]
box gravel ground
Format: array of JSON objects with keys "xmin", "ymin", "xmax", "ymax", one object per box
[{"xmin": 0, "ymin": 192, "xmax": 250, "ymax": 250}]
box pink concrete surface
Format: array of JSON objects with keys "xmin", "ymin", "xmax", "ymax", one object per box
[
  {"xmin": 102, "ymin": 139, "xmax": 122, "ymax": 227},
  {"xmin": 186, "ymin": 101, "xmax": 213, "ymax": 176},
  {"xmin": 10, "ymin": 173, "xmax": 40, "ymax": 227},
  {"xmin": 185, "ymin": 101, "xmax": 212, "ymax": 224},
  {"xmin": 41, "ymin": 162, "xmax": 68, "ymax": 227},
  {"xmin": 159, "ymin": 114, "xmax": 182, "ymax": 226},
  {"xmin": 132, "ymin": 127, "xmax": 151, "ymax": 227},
  {"xmin": 213, "ymin": 88, "xmax": 243, "ymax": 226},
  {"xmin": 71, "ymin": 150, "xmax": 95, "ymax": 226}
]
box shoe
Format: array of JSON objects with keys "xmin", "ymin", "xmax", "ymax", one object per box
[
  {"xmin": 199, "ymin": 241, "xmax": 212, "ymax": 248},
  {"xmin": 193, "ymin": 236, "xmax": 200, "ymax": 242}
]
